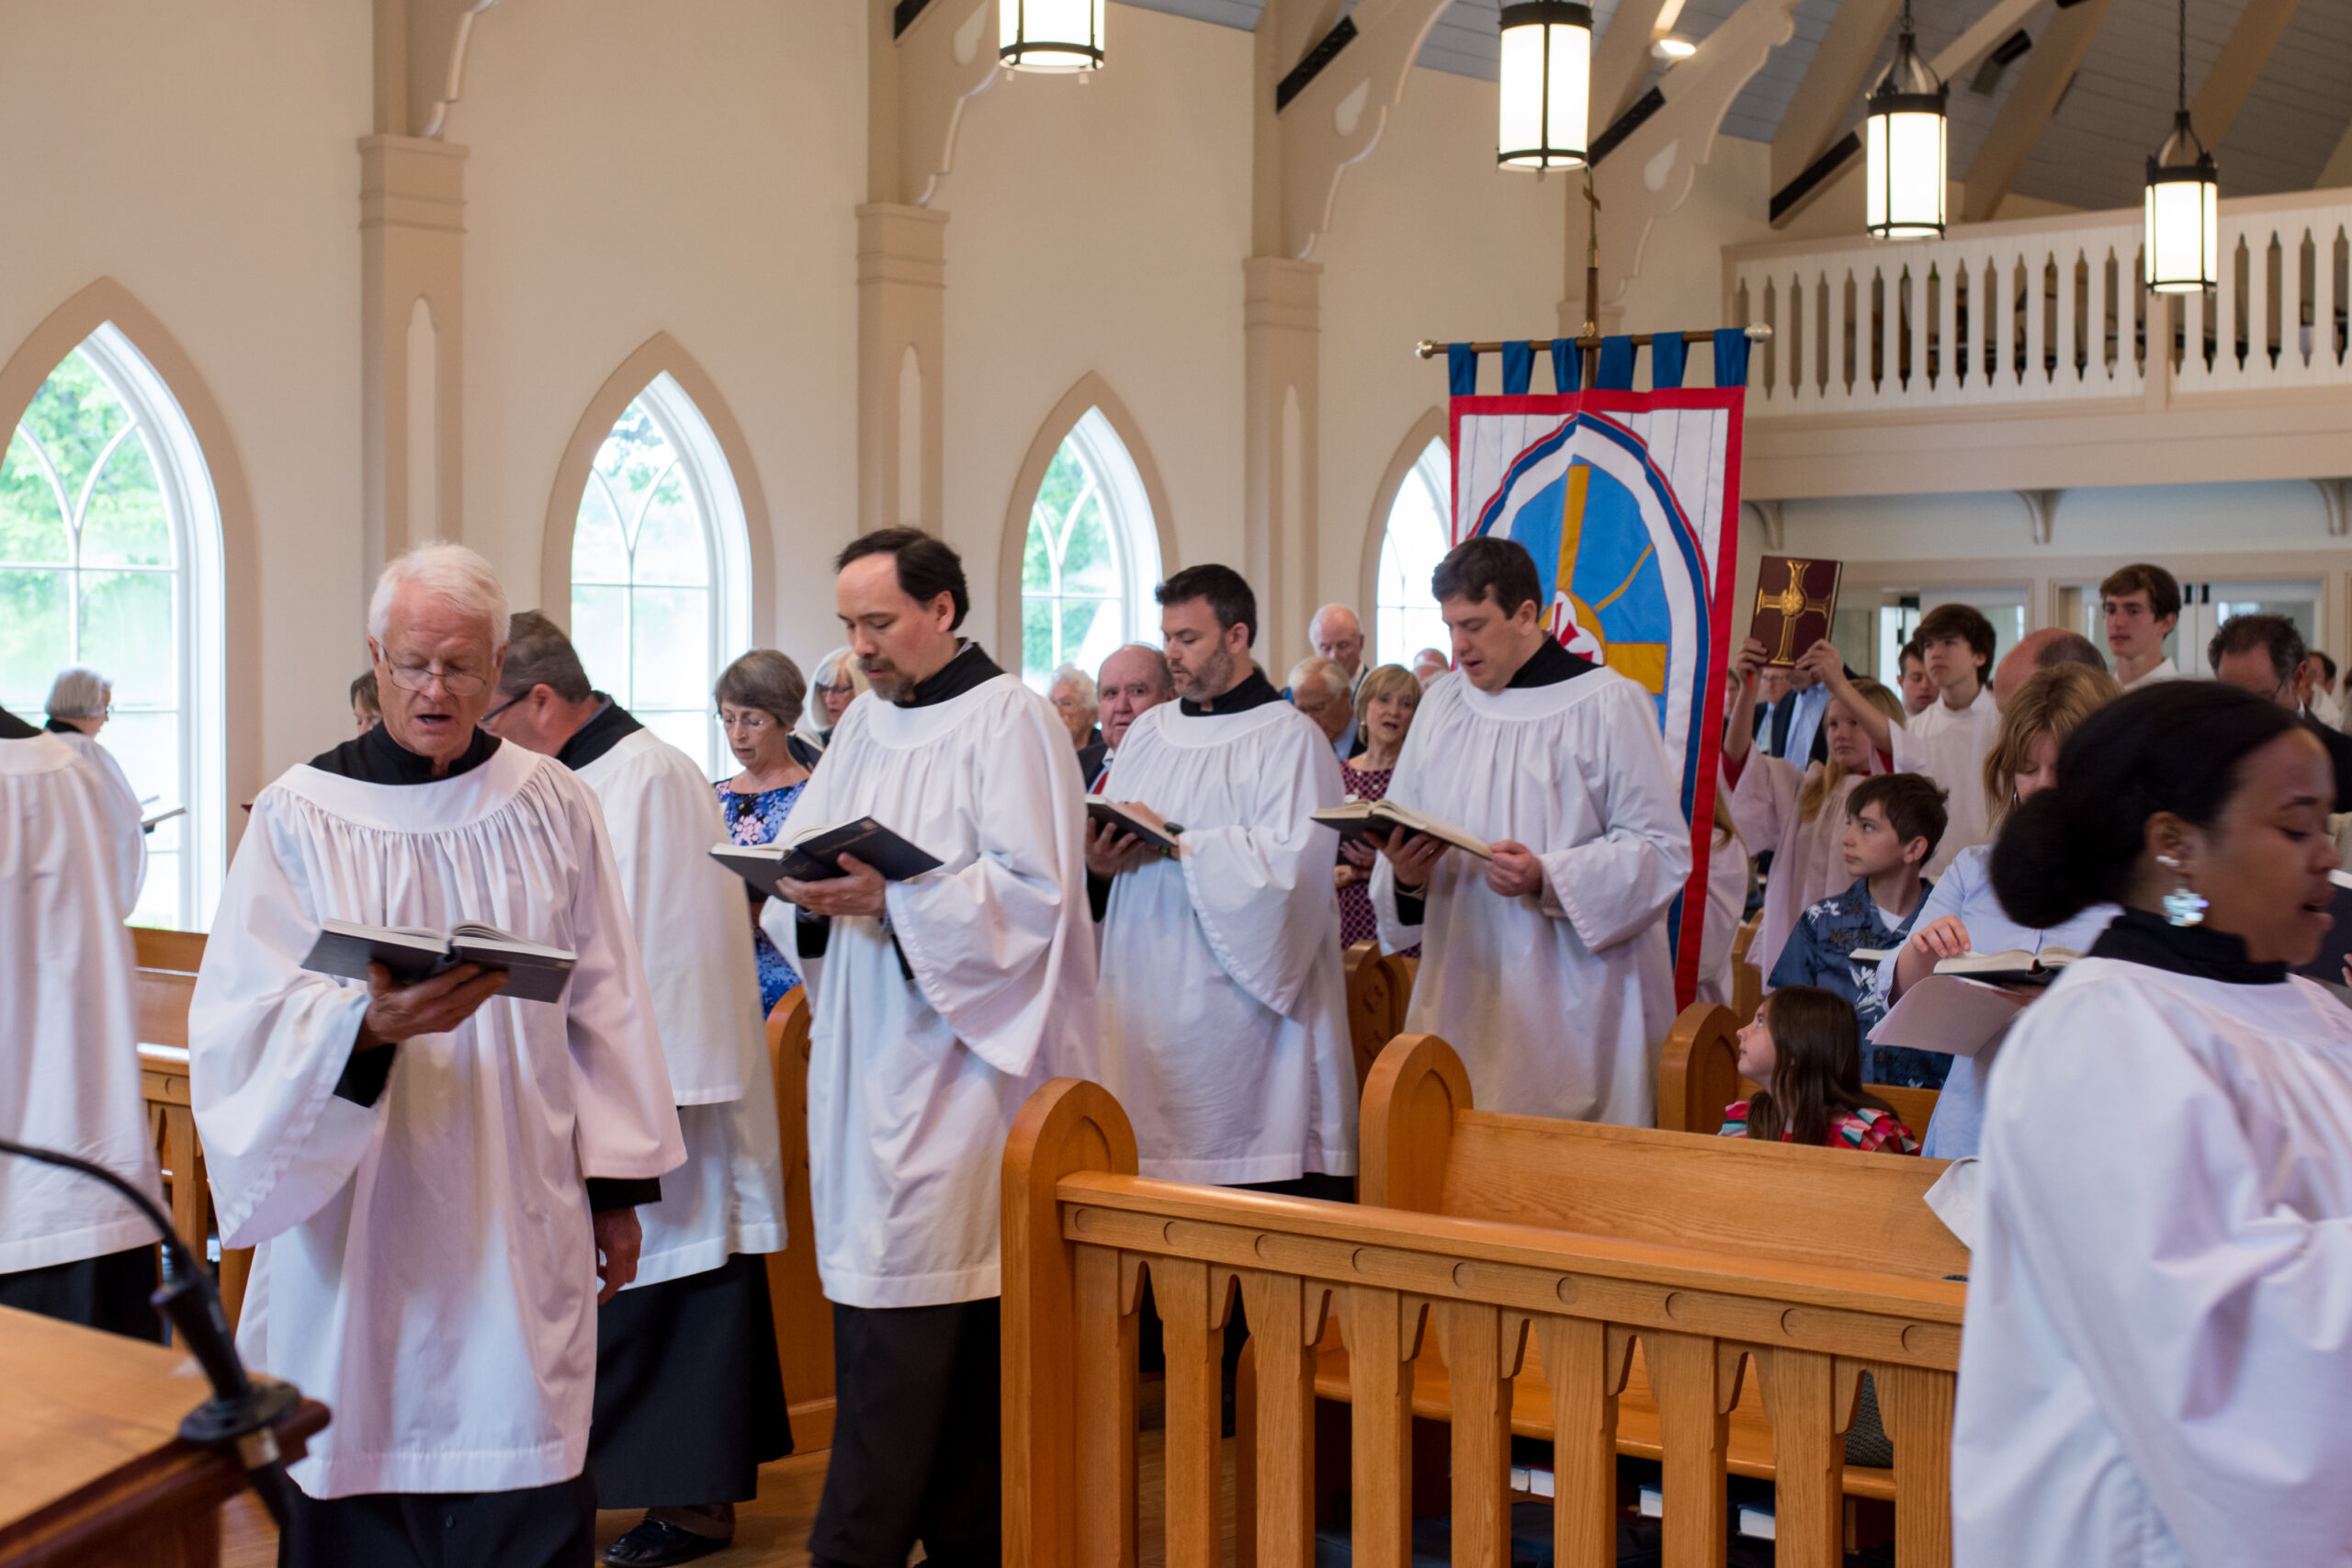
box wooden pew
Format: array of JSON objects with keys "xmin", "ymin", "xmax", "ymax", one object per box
[
  {"xmin": 125, "ymin": 930, "xmax": 255, "ymax": 1329},
  {"xmin": 763, "ymin": 988, "xmax": 835, "ymax": 1451},
  {"xmin": 1340, "ymin": 942, "xmax": 1412, "ymax": 1093},
  {"xmin": 1729, "ymin": 911, "xmax": 1763, "ymax": 1025},
  {"xmin": 1002, "ymin": 1071, "xmax": 1966, "ymax": 1568},
  {"xmin": 1658, "ymin": 1000, "xmax": 1942, "ymax": 1142}
]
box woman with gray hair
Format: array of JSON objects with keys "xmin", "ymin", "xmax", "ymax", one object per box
[
  {"xmin": 44, "ymin": 664, "xmax": 146, "ymax": 907},
  {"xmin": 715, "ymin": 649, "xmax": 815, "ymax": 1015},
  {"xmin": 793, "ymin": 647, "xmax": 870, "ymax": 759}
]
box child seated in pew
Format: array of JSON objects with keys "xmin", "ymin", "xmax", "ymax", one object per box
[
  {"xmin": 1768, "ymin": 772, "xmax": 1951, "ymax": 1088},
  {"xmin": 1721, "ymin": 986, "xmax": 1920, "ymax": 1153}
]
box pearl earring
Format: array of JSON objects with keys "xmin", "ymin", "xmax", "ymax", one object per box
[{"xmin": 2157, "ymin": 852, "xmax": 2207, "ymax": 928}]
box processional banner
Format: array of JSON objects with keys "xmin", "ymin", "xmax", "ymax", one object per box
[{"xmin": 1446, "ymin": 331, "xmax": 1749, "ymax": 1007}]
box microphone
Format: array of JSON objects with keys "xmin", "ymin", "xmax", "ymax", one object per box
[{"xmin": 0, "ymin": 1136, "xmax": 301, "ymax": 1525}]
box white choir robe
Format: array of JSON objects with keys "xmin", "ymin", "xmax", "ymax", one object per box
[
  {"xmin": 575, "ymin": 728, "xmax": 784, "ymax": 1285},
  {"xmin": 789, "ymin": 676, "xmax": 1095, "ymax": 1308},
  {"xmin": 0, "ymin": 733, "xmax": 163, "ymax": 1273},
  {"xmin": 190, "ymin": 743, "xmax": 684, "ymax": 1498},
  {"xmin": 1370, "ymin": 669, "xmax": 1690, "ymax": 1124},
  {"xmin": 1893, "ymin": 690, "xmax": 1998, "ymax": 878},
  {"xmin": 1097, "ymin": 700, "xmax": 1357, "ymax": 1183},
  {"xmin": 1691, "ymin": 825, "xmax": 1747, "ymax": 1010},
  {"xmin": 1721, "ymin": 752, "xmax": 1881, "ymax": 985},
  {"xmin": 49, "ymin": 728, "xmax": 145, "ymax": 910},
  {"xmin": 1955, "ymin": 958, "xmax": 2352, "ymax": 1567}
]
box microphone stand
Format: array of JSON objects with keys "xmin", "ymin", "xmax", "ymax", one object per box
[{"xmin": 0, "ymin": 1136, "xmax": 301, "ymax": 1525}]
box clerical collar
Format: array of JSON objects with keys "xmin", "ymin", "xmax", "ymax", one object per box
[
  {"xmin": 1179, "ymin": 666, "xmax": 1283, "ymax": 717},
  {"xmin": 310, "ymin": 718, "xmax": 501, "ymax": 784},
  {"xmin": 2087, "ymin": 907, "xmax": 2289, "ymax": 987},
  {"xmin": 899, "ymin": 641, "xmax": 1002, "ymax": 708},
  {"xmin": 1506, "ymin": 637, "xmax": 1599, "ymax": 689},
  {"xmin": 554, "ymin": 696, "xmax": 642, "ymax": 772},
  {"xmin": 0, "ymin": 705, "xmax": 38, "ymax": 740},
  {"xmin": 42, "ymin": 716, "xmax": 77, "ymax": 736}
]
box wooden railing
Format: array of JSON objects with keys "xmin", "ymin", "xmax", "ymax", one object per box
[{"xmin": 1003, "ymin": 1076, "xmax": 1964, "ymax": 1568}]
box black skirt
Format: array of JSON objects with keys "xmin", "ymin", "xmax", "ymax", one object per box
[
  {"xmin": 587, "ymin": 1251, "xmax": 793, "ymax": 1508},
  {"xmin": 0, "ymin": 1245, "xmax": 163, "ymax": 1341}
]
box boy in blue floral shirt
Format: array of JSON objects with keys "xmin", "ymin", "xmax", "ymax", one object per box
[{"xmin": 1769, "ymin": 773, "xmax": 1949, "ymax": 1087}]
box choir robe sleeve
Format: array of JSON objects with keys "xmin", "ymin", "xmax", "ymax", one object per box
[
  {"xmin": 555, "ymin": 779, "xmax": 690, "ymax": 1184},
  {"xmin": 188, "ymin": 802, "xmax": 384, "ymax": 1247},
  {"xmin": 1721, "ymin": 748, "xmax": 1802, "ymax": 861},
  {"xmin": 1532, "ymin": 682, "xmax": 1693, "ymax": 952},
  {"xmin": 1980, "ymin": 979, "xmax": 2352, "ymax": 1562},
  {"xmin": 874, "ymin": 698, "xmax": 1087, "ymax": 1080},
  {"xmin": 1171, "ymin": 722, "xmax": 1347, "ymax": 1020},
  {"xmin": 588, "ymin": 742, "xmax": 755, "ymax": 1104}
]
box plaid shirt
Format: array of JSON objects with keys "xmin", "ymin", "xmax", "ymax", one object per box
[{"xmin": 1768, "ymin": 874, "xmax": 1946, "ymax": 1089}]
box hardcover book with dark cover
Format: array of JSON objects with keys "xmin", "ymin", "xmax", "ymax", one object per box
[{"xmin": 1749, "ymin": 555, "xmax": 1843, "ymax": 668}]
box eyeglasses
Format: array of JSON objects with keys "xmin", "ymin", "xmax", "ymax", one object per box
[
  {"xmin": 481, "ymin": 691, "xmax": 527, "ymax": 725},
  {"xmin": 718, "ymin": 712, "xmax": 775, "ymax": 732},
  {"xmin": 383, "ymin": 659, "xmax": 491, "ymax": 697}
]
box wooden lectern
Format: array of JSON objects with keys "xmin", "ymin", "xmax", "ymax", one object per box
[{"xmin": 0, "ymin": 1304, "xmax": 327, "ymax": 1568}]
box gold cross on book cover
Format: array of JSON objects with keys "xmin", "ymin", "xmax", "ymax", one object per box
[{"xmin": 1749, "ymin": 556, "xmax": 1842, "ymax": 666}]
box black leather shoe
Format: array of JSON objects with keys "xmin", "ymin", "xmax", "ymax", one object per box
[{"xmin": 603, "ymin": 1517, "xmax": 730, "ymax": 1566}]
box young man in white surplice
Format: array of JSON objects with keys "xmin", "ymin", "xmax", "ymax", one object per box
[
  {"xmin": 0, "ymin": 701, "xmax": 166, "ymax": 1339},
  {"xmin": 1088, "ymin": 564, "xmax": 1356, "ymax": 1194},
  {"xmin": 1369, "ymin": 536, "xmax": 1690, "ymax": 1126},
  {"xmin": 767, "ymin": 528, "xmax": 1095, "ymax": 1568},
  {"xmin": 484, "ymin": 610, "xmax": 790, "ymax": 1568},
  {"xmin": 189, "ymin": 545, "xmax": 684, "ymax": 1568}
]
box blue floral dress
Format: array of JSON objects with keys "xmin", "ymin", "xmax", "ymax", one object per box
[{"xmin": 716, "ymin": 779, "xmax": 808, "ymax": 1014}]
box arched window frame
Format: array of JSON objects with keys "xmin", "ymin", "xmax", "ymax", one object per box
[
  {"xmin": 997, "ymin": 373, "xmax": 1178, "ymax": 690},
  {"xmin": 541, "ymin": 336, "xmax": 773, "ymax": 779},
  {"xmin": 1018, "ymin": 407, "xmax": 1162, "ymax": 689},
  {"xmin": 0, "ymin": 286, "xmax": 246, "ymax": 931},
  {"xmin": 1363, "ymin": 408, "xmax": 1453, "ymax": 670}
]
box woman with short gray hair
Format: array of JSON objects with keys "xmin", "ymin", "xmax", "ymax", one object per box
[
  {"xmin": 44, "ymin": 665, "xmax": 147, "ymax": 907},
  {"xmin": 714, "ymin": 650, "xmax": 814, "ymax": 1015}
]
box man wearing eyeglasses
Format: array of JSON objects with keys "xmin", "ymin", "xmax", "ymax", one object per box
[
  {"xmin": 189, "ymin": 543, "xmax": 683, "ymax": 1568},
  {"xmin": 2210, "ymin": 612, "xmax": 2352, "ymax": 812}
]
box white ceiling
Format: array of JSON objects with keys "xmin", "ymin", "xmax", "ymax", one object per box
[{"xmin": 1120, "ymin": 0, "xmax": 2352, "ymax": 209}]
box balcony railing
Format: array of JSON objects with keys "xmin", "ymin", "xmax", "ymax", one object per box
[{"xmin": 1728, "ymin": 188, "xmax": 2352, "ymax": 417}]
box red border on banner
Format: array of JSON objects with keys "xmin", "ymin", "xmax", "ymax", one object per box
[{"xmin": 1444, "ymin": 385, "xmax": 1745, "ymax": 1012}]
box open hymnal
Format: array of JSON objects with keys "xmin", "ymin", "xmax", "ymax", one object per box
[
  {"xmin": 1309, "ymin": 800, "xmax": 1491, "ymax": 860},
  {"xmin": 300, "ymin": 919, "xmax": 576, "ymax": 1003},
  {"xmin": 1087, "ymin": 798, "xmax": 1182, "ymax": 853},
  {"xmin": 709, "ymin": 817, "xmax": 944, "ymax": 892},
  {"xmin": 1931, "ymin": 947, "xmax": 2081, "ymax": 987},
  {"xmin": 1865, "ymin": 974, "xmax": 2031, "ymax": 1059}
]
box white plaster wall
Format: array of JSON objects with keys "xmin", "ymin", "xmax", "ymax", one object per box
[
  {"xmin": 1315, "ymin": 62, "xmax": 1568, "ymax": 651},
  {"xmin": 1781, "ymin": 479, "xmax": 2338, "ymax": 563},
  {"xmin": 939, "ymin": 4, "xmax": 1255, "ymax": 657},
  {"xmin": 0, "ymin": 1, "xmax": 370, "ymax": 779},
  {"xmin": 458, "ymin": 0, "xmax": 865, "ymax": 681}
]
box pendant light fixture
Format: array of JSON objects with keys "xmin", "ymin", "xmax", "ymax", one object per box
[
  {"xmin": 1861, "ymin": 0, "xmax": 1948, "ymax": 240},
  {"xmin": 1000, "ymin": 0, "xmax": 1105, "ymax": 74},
  {"xmin": 1498, "ymin": 3, "xmax": 1592, "ymax": 171},
  {"xmin": 2143, "ymin": 0, "xmax": 2218, "ymax": 293}
]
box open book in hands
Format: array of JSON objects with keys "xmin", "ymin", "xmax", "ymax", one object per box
[
  {"xmin": 1309, "ymin": 799, "xmax": 1491, "ymax": 860},
  {"xmin": 708, "ymin": 818, "xmax": 944, "ymax": 893},
  {"xmin": 1930, "ymin": 947, "xmax": 2081, "ymax": 987},
  {"xmin": 301, "ymin": 919, "xmax": 576, "ymax": 1004},
  {"xmin": 1087, "ymin": 799, "xmax": 1182, "ymax": 854},
  {"xmin": 1865, "ymin": 974, "xmax": 2032, "ymax": 1060}
]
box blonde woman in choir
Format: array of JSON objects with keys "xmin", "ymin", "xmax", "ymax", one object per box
[
  {"xmin": 1335, "ymin": 662, "xmax": 1421, "ymax": 951},
  {"xmin": 792, "ymin": 646, "xmax": 868, "ymax": 761},
  {"xmin": 1717, "ymin": 635, "xmax": 1901, "ymax": 983},
  {"xmin": 1955, "ymin": 680, "xmax": 2352, "ymax": 1567}
]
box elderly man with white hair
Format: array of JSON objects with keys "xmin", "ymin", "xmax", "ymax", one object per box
[
  {"xmin": 1287, "ymin": 655, "xmax": 1356, "ymax": 761},
  {"xmin": 1306, "ymin": 604, "xmax": 1367, "ymax": 755},
  {"xmin": 41, "ymin": 663, "xmax": 145, "ymax": 907},
  {"xmin": 1090, "ymin": 642, "xmax": 1173, "ymax": 791},
  {"xmin": 190, "ymin": 543, "xmax": 684, "ymax": 1568}
]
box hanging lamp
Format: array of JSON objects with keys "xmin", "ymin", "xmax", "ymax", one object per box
[
  {"xmin": 2143, "ymin": 0, "xmax": 2218, "ymax": 292},
  {"xmin": 999, "ymin": 0, "xmax": 1104, "ymax": 73},
  {"xmin": 1498, "ymin": 3, "xmax": 1592, "ymax": 171},
  {"xmin": 1862, "ymin": 0, "xmax": 1948, "ymax": 240}
]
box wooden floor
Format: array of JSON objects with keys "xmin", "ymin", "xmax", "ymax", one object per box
[{"xmin": 220, "ymin": 1423, "xmax": 1232, "ymax": 1567}]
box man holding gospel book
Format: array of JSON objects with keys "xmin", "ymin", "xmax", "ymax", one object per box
[
  {"xmin": 768, "ymin": 528, "xmax": 1095, "ymax": 1568},
  {"xmin": 1086, "ymin": 564, "xmax": 1356, "ymax": 1191},
  {"xmin": 485, "ymin": 611, "xmax": 790, "ymax": 1568},
  {"xmin": 187, "ymin": 544, "xmax": 684, "ymax": 1568},
  {"xmin": 1369, "ymin": 536, "xmax": 1690, "ymax": 1125}
]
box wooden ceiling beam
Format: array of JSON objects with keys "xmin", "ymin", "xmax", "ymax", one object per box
[
  {"xmin": 2188, "ymin": 0, "xmax": 2304, "ymax": 148},
  {"xmin": 1770, "ymin": 0, "xmax": 1905, "ymax": 194},
  {"xmin": 1592, "ymin": 0, "xmax": 1675, "ymax": 130},
  {"xmin": 1959, "ymin": 0, "xmax": 2119, "ymax": 223}
]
